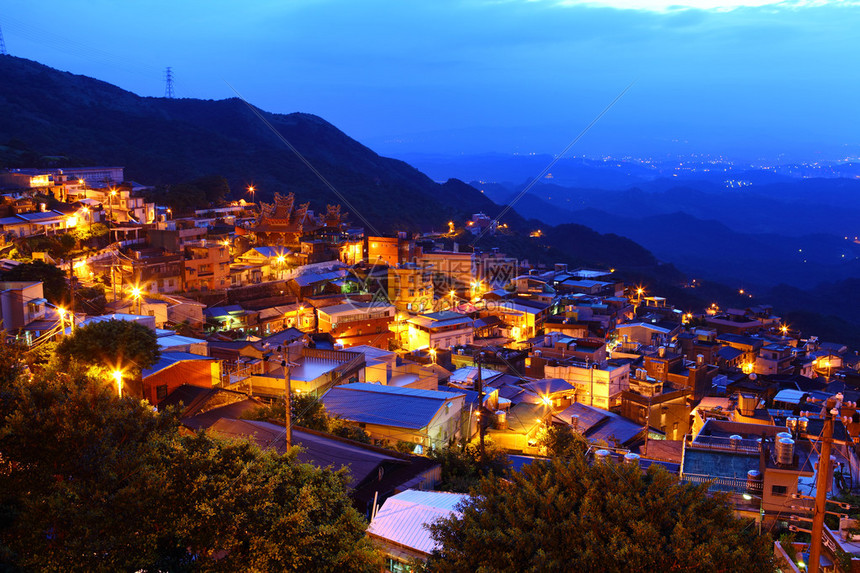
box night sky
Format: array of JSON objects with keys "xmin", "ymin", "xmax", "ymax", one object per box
[{"xmin": 2, "ymin": 1, "xmax": 858, "ymax": 159}]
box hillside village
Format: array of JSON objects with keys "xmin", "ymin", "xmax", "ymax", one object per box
[{"xmin": 3, "ymin": 165, "xmax": 860, "ymax": 571}]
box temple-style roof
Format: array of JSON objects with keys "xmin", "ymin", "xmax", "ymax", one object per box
[{"xmin": 253, "ymin": 193, "xmax": 347, "ymax": 244}]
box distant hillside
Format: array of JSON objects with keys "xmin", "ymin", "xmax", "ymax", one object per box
[
  {"xmin": 0, "ymin": 55, "xmax": 510, "ymax": 233},
  {"xmin": 0, "ymin": 55, "xmax": 670, "ymax": 274},
  {"xmin": 481, "ymin": 176, "xmax": 860, "ymax": 240}
]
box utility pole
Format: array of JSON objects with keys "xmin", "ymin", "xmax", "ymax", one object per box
[
  {"xmin": 586, "ymin": 357, "xmax": 594, "ymax": 407},
  {"xmin": 809, "ymin": 405, "xmax": 836, "ymax": 573},
  {"xmin": 164, "ymin": 67, "xmax": 175, "ymax": 99},
  {"xmin": 644, "ymin": 393, "xmax": 652, "ymax": 457},
  {"xmin": 111, "ymin": 252, "xmax": 117, "ymax": 303},
  {"xmin": 0, "ymin": 23, "xmax": 8, "ymax": 56},
  {"xmin": 476, "ymin": 352, "xmax": 486, "ymax": 467},
  {"xmin": 68, "ymin": 259, "xmax": 76, "ymax": 331},
  {"xmin": 283, "ymin": 359, "xmax": 291, "ymax": 449},
  {"xmin": 280, "ymin": 345, "xmax": 298, "ymax": 449}
]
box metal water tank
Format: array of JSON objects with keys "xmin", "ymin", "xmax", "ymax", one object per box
[
  {"xmin": 776, "ymin": 437, "xmax": 795, "ymax": 465},
  {"xmin": 786, "ymin": 417, "xmax": 797, "ymax": 431},
  {"xmin": 594, "ymin": 449, "xmax": 611, "ymax": 464},
  {"xmin": 798, "ymin": 417, "xmax": 809, "ymax": 432},
  {"xmin": 494, "ymin": 410, "xmax": 507, "ymax": 430},
  {"xmin": 730, "ymin": 434, "xmax": 743, "ymax": 449},
  {"xmin": 746, "ymin": 469, "xmax": 763, "ymax": 494},
  {"xmin": 624, "ymin": 453, "xmax": 641, "ymax": 465}
]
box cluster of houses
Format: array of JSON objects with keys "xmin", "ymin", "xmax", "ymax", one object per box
[{"xmin": 4, "ymin": 166, "xmax": 860, "ymax": 571}]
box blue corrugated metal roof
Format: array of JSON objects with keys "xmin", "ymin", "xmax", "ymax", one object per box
[
  {"xmin": 142, "ymin": 351, "xmax": 215, "ymax": 378},
  {"xmin": 367, "ymin": 490, "xmax": 468, "ymax": 555},
  {"xmin": 521, "ymin": 378, "xmax": 576, "ymax": 396},
  {"xmin": 321, "ymin": 383, "xmax": 464, "ymax": 429}
]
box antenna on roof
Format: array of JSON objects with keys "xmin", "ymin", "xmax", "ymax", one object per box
[
  {"xmin": 164, "ymin": 66, "xmax": 175, "ymax": 98},
  {"xmin": 0, "ymin": 22, "xmax": 8, "ymax": 56}
]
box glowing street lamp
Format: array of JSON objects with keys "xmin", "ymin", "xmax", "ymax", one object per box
[
  {"xmin": 113, "ymin": 370, "xmax": 124, "ymax": 398},
  {"xmin": 742, "ymin": 492, "xmax": 764, "ymax": 535},
  {"xmin": 57, "ymin": 306, "xmax": 66, "ymax": 332},
  {"xmin": 105, "ymin": 188, "xmax": 118, "ymax": 241},
  {"xmin": 131, "ymin": 286, "xmax": 142, "ymax": 315},
  {"xmin": 295, "ymin": 305, "xmax": 304, "ymax": 329},
  {"xmin": 247, "ymin": 185, "xmax": 256, "ymax": 203}
]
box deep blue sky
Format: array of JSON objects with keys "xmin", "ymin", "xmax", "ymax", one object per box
[{"xmin": 2, "ymin": 1, "xmax": 858, "ymax": 160}]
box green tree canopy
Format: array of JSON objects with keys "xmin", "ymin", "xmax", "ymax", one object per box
[
  {"xmin": 55, "ymin": 318, "xmax": 161, "ymax": 377},
  {"xmin": 0, "ymin": 260, "xmax": 67, "ymax": 304},
  {"xmin": 426, "ymin": 455, "xmax": 774, "ymax": 572},
  {"xmin": 536, "ymin": 424, "xmax": 588, "ymax": 459},
  {"xmin": 145, "ymin": 175, "xmax": 231, "ymax": 216},
  {"xmin": 244, "ymin": 393, "xmax": 371, "ymax": 444},
  {"xmin": 0, "ymin": 362, "xmax": 380, "ymax": 571},
  {"xmin": 427, "ymin": 442, "xmax": 510, "ymax": 493}
]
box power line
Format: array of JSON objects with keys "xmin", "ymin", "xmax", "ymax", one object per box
[
  {"xmin": 164, "ymin": 67, "xmax": 174, "ymax": 99},
  {"xmin": 0, "ymin": 21, "xmax": 8, "ymax": 55}
]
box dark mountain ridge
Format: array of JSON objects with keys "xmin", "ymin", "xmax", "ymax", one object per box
[
  {"xmin": 0, "ymin": 55, "xmax": 512, "ymax": 233},
  {"xmin": 0, "ymin": 54, "xmax": 673, "ymax": 277}
]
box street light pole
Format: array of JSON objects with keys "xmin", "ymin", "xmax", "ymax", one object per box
[
  {"xmin": 809, "ymin": 407, "xmax": 835, "ymax": 573},
  {"xmin": 113, "ymin": 370, "xmax": 123, "ymax": 398},
  {"xmin": 476, "ymin": 352, "xmax": 486, "ymax": 468},
  {"xmin": 742, "ymin": 493, "xmax": 764, "ymax": 535},
  {"xmin": 279, "ymin": 345, "xmax": 298, "ymax": 449}
]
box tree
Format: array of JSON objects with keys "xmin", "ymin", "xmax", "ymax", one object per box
[
  {"xmin": 536, "ymin": 424, "xmax": 588, "ymax": 459},
  {"xmin": 190, "ymin": 174, "xmax": 231, "ymax": 205},
  {"xmin": 73, "ymin": 221, "xmax": 109, "ymax": 246},
  {"xmin": 0, "ymin": 362, "xmax": 381, "ymax": 571},
  {"xmin": 0, "ymin": 260, "xmax": 67, "ymax": 304},
  {"xmin": 426, "ymin": 455, "xmax": 774, "ymax": 572},
  {"xmin": 75, "ymin": 284, "xmax": 107, "ymax": 316},
  {"xmin": 427, "ymin": 442, "xmax": 510, "ymax": 493},
  {"xmin": 55, "ymin": 318, "xmax": 160, "ymax": 378},
  {"xmin": 243, "ymin": 394, "xmax": 371, "ymax": 443}
]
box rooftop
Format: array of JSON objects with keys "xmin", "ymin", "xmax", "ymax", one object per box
[
  {"xmin": 367, "ymin": 490, "xmax": 468, "ymax": 555},
  {"xmin": 321, "ymin": 383, "xmax": 465, "ymax": 429}
]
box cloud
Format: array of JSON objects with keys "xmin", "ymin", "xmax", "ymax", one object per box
[{"xmin": 548, "ymin": 0, "xmax": 858, "ymax": 12}]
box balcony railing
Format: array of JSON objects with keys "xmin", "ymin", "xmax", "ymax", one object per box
[
  {"xmin": 687, "ymin": 434, "xmax": 762, "ymax": 455},
  {"xmin": 681, "ymin": 473, "xmax": 761, "ymax": 495}
]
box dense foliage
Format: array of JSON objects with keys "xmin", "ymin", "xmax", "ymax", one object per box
[
  {"xmin": 426, "ymin": 455, "xmax": 774, "ymax": 572},
  {"xmin": 536, "ymin": 424, "xmax": 589, "ymax": 459},
  {"xmin": 243, "ymin": 393, "xmax": 371, "ymax": 444},
  {"xmin": 55, "ymin": 318, "xmax": 161, "ymax": 378},
  {"xmin": 427, "ymin": 442, "xmax": 511, "ymax": 493},
  {"xmin": 0, "ymin": 260, "xmax": 68, "ymax": 304},
  {"xmin": 0, "ymin": 360, "xmax": 380, "ymax": 572},
  {"xmin": 145, "ymin": 175, "xmax": 231, "ymax": 216}
]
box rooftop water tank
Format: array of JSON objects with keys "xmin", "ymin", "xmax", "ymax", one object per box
[{"xmin": 776, "ymin": 437, "xmax": 795, "ymax": 466}]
